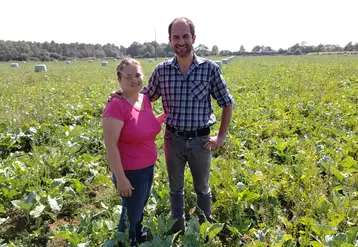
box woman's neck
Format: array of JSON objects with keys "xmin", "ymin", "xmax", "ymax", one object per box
[{"xmin": 123, "ymin": 91, "xmax": 140, "ymax": 102}]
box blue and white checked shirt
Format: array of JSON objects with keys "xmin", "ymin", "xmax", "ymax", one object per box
[{"xmin": 141, "ymin": 54, "xmax": 234, "ymax": 131}]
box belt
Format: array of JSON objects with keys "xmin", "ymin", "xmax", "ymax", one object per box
[{"xmin": 166, "ymin": 125, "xmax": 210, "ymax": 139}]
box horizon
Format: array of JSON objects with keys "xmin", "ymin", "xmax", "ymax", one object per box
[{"xmin": 1, "ymin": 0, "xmax": 357, "ymax": 51}]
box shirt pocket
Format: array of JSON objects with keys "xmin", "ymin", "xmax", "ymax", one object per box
[{"xmin": 191, "ymin": 80, "xmax": 209, "ymax": 101}]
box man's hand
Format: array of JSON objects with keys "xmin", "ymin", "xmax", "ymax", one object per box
[
  {"xmin": 107, "ymin": 89, "xmax": 123, "ymax": 102},
  {"xmin": 204, "ymin": 135, "xmax": 225, "ymax": 150}
]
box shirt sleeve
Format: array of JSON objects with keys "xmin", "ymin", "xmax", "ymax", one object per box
[
  {"xmin": 210, "ymin": 65, "xmax": 235, "ymax": 107},
  {"xmin": 141, "ymin": 66, "xmax": 161, "ymax": 102},
  {"xmin": 102, "ymin": 99, "xmax": 126, "ymax": 121}
]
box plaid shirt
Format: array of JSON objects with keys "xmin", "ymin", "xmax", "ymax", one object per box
[{"xmin": 141, "ymin": 54, "xmax": 234, "ymax": 131}]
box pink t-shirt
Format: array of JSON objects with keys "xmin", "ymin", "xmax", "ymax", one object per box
[{"xmin": 103, "ymin": 94, "xmax": 161, "ymax": 170}]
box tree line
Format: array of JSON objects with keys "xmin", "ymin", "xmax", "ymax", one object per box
[{"xmin": 0, "ymin": 39, "xmax": 357, "ymax": 62}]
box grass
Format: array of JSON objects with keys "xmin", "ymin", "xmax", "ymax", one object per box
[{"xmin": 0, "ymin": 56, "xmax": 358, "ymax": 246}]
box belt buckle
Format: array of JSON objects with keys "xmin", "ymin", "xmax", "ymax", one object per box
[{"xmin": 185, "ymin": 131, "xmax": 196, "ymax": 140}]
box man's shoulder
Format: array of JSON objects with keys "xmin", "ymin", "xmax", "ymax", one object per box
[
  {"xmin": 195, "ymin": 55, "xmax": 219, "ymax": 68},
  {"xmin": 155, "ymin": 57, "xmax": 175, "ymax": 68}
]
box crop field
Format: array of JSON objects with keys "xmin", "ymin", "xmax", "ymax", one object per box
[{"xmin": 0, "ymin": 56, "xmax": 358, "ymax": 246}]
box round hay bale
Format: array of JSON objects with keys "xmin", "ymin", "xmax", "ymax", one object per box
[
  {"xmin": 221, "ymin": 59, "xmax": 228, "ymax": 64},
  {"xmin": 22, "ymin": 61, "xmax": 27, "ymax": 64},
  {"xmin": 10, "ymin": 63, "xmax": 19, "ymax": 68},
  {"xmin": 66, "ymin": 61, "xmax": 71, "ymax": 64},
  {"xmin": 215, "ymin": 61, "xmax": 222, "ymax": 68},
  {"xmin": 88, "ymin": 59, "xmax": 93, "ymax": 63},
  {"xmin": 101, "ymin": 61, "xmax": 109, "ymax": 67},
  {"xmin": 148, "ymin": 59, "xmax": 153, "ymax": 63},
  {"xmin": 34, "ymin": 64, "xmax": 47, "ymax": 72}
]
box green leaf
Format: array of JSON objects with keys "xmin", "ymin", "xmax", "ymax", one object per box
[
  {"xmin": 101, "ymin": 240, "xmax": 116, "ymax": 247},
  {"xmin": 331, "ymin": 167, "xmax": 345, "ymax": 181},
  {"xmin": 310, "ymin": 241, "xmax": 324, "ymax": 247},
  {"xmin": 11, "ymin": 200, "xmax": 32, "ymax": 212},
  {"xmin": 312, "ymin": 224, "xmax": 337, "ymax": 236},
  {"xmin": 30, "ymin": 203, "xmax": 45, "ymax": 218},
  {"xmin": 24, "ymin": 192, "xmax": 39, "ymax": 204},
  {"xmin": 105, "ymin": 220, "xmax": 116, "ymax": 231},
  {"xmin": 283, "ymin": 234, "xmax": 293, "ymax": 241},
  {"xmin": 68, "ymin": 231, "xmax": 82, "ymax": 245},
  {"xmin": 77, "ymin": 243, "xmax": 89, "ymax": 247},
  {"xmin": 200, "ymin": 221, "xmax": 211, "ymax": 237},
  {"xmin": 207, "ymin": 223, "xmax": 224, "ymax": 239},
  {"xmin": 48, "ymin": 196, "xmax": 62, "ymax": 213},
  {"xmin": 226, "ymin": 225, "xmax": 239, "ymax": 236},
  {"xmin": 239, "ymin": 190, "xmax": 260, "ymax": 202}
]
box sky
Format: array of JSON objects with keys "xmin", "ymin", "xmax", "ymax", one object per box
[{"xmin": 1, "ymin": 0, "xmax": 357, "ymax": 51}]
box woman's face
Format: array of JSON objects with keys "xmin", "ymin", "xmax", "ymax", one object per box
[{"xmin": 118, "ymin": 64, "xmax": 143, "ymax": 94}]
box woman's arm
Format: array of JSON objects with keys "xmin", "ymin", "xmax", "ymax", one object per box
[
  {"xmin": 155, "ymin": 112, "xmax": 166, "ymax": 125},
  {"xmin": 102, "ymin": 117, "xmax": 133, "ymax": 197}
]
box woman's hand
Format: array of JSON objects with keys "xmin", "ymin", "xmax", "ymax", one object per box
[{"xmin": 117, "ymin": 176, "xmax": 134, "ymax": 197}]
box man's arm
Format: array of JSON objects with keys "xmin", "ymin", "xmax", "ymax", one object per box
[
  {"xmin": 141, "ymin": 67, "xmax": 161, "ymax": 102},
  {"xmin": 217, "ymin": 105, "xmax": 233, "ymax": 142},
  {"xmin": 204, "ymin": 64, "xmax": 234, "ymax": 150}
]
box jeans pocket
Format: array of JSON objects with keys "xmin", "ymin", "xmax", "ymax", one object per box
[
  {"xmin": 196, "ymin": 135, "xmax": 210, "ymax": 152},
  {"xmin": 164, "ymin": 130, "xmax": 173, "ymax": 140}
]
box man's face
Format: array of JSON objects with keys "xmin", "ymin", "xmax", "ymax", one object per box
[{"xmin": 169, "ymin": 21, "xmax": 196, "ymax": 58}]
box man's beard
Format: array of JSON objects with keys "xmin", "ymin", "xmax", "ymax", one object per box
[{"xmin": 174, "ymin": 44, "xmax": 193, "ymax": 58}]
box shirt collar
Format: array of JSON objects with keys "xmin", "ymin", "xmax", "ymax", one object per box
[{"xmin": 167, "ymin": 53, "xmax": 205, "ymax": 67}]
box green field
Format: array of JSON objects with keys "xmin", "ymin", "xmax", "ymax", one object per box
[{"xmin": 1, "ymin": 56, "xmax": 358, "ymax": 246}]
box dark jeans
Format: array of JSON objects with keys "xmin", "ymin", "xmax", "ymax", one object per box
[
  {"xmin": 164, "ymin": 128, "xmax": 212, "ymax": 221},
  {"xmin": 112, "ymin": 164, "xmax": 154, "ymax": 244}
]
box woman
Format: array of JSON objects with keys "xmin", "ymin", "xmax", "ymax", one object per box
[{"xmin": 102, "ymin": 58, "xmax": 165, "ymax": 245}]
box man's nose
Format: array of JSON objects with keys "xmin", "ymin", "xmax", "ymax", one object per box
[{"xmin": 177, "ymin": 37, "xmax": 185, "ymax": 45}]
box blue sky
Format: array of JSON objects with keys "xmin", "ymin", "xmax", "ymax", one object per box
[{"xmin": 1, "ymin": 0, "xmax": 357, "ymax": 51}]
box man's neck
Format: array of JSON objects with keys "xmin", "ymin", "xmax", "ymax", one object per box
[{"xmin": 176, "ymin": 52, "xmax": 194, "ymax": 67}]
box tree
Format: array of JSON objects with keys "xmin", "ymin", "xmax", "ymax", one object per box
[
  {"xmin": 239, "ymin": 45, "xmax": 245, "ymax": 53},
  {"xmin": 126, "ymin": 42, "xmax": 145, "ymax": 57},
  {"xmin": 195, "ymin": 44, "xmax": 209, "ymax": 56},
  {"xmin": 344, "ymin": 42, "xmax": 354, "ymax": 51},
  {"xmin": 293, "ymin": 48, "xmax": 302, "ymax": 55},
  {"xmin": 278, "ymin": 48, "xmax": 286, "ymax": 54},
  {"xmin": 252, "ymin": 45, "xmax": 262, "ymax": 53},
  {"xmin": 219, "ymin": 50, "xmax": 232, "ymax": 56},
  {"xmin": 211, "ymin": 45, "xmax": 219, "ymax": 55}
]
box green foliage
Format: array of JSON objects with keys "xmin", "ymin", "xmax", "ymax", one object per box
[{"xmin": 1, "ymin": 57, "xmax": 358, "ymax": 246}]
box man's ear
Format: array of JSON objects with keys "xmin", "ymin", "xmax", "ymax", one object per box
[{"xmin": 192, "ymin": 35, "xmax": 196, "ymax": 44}]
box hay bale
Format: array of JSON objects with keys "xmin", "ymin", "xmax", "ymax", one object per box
[
  {"xmin": 148, "ymin": 59, "xmax": 153, "ymax": 63},
  {"xmin": 221, "ymin": 59, "xmax": 228, "ymax": 64},
  {"xmin": 22, "ymin": 61, "xmax": 27, "ymax": 64},
  {"xmin": 34, "ymin": 64, "xmax": 47, "ymax": 72},
  {"xmin": 10, "ymin": 63, "xmax": 19, "ymax": 68},
  {"xmin": 215, "ymin": 61, "xmax": 222, "ymax": 68},
  {"xmin": 88, "ymin": 60, "xmax": 93, "ymax": 63},
  {"xmin": 101, "ymin": 61, "xmax": 109, "ymax": 67},
  {"xmin": 66, "ymin": 61, "xmax": 71, "ymax": 64}
]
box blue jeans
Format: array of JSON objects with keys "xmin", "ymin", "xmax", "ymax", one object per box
[
  {"xmin": 164, "ymin": 128, "xmax": 212, "ymax": 221},
  {"xmin": 112, "ymin": 164, "xmax": 154, "ymax": 243}
]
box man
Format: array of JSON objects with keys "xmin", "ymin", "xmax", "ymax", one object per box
[
  {"xmin": 113, "ymin": 17, "xmax": 233, "ymax": 233},
  {"xmin": 141, "ymin": 17, "xmax": 234, "ymax": 233}
]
